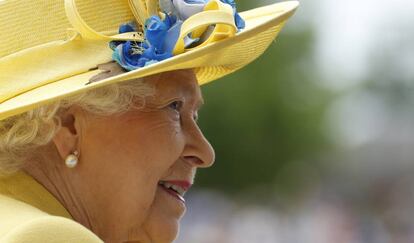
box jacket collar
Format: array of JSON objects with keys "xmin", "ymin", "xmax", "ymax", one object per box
[{"xmin": 0, "ymin": 170, "xmax": 73, "ymax": 219}]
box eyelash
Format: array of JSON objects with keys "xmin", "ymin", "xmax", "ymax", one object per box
[
  {"xmin": 168, "ymin": 100, "xmax": 183, "ymax": 111},
  {"xmin": 167, "ymin": 100, "xmax": 199, "ymax": 122}
]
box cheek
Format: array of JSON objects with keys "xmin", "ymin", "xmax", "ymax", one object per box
[
  {"xmin": 79, "ymin": 114, "xmax": 187, "ymax": 228},
  {"xmin": 124, "ymin": 114, "xmax": 184, "ymax": 161},
  {"xmin": 83, "ymin": 113, "xmax": 184, "ymax": 174}
]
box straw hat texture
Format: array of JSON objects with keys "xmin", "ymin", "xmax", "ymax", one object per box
[{"xmin": 0, "ymin": 0, "xmax": 299, "ymax": 121}]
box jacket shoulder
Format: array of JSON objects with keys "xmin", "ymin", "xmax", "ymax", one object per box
[
  {"xmin": 0, "ymin": 216, "xmax": 103, "ymax": 243},
  {"xmin": 0, "ymin": 196, "xmax": 102, "ymax": 243}
]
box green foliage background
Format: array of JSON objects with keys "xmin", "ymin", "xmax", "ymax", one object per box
[{"xmin": 195, "ymin": 1, "xmax": 332, "ymax": 195}]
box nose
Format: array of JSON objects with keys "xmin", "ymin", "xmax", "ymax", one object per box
[{"xmin": 181, "ymin": 118, "xmax": 215, "ymax": 168}]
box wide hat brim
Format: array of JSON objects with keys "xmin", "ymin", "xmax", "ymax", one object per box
[{"xmin": 0, "ymin": 1, "xmax": 299, "ymax": 121}]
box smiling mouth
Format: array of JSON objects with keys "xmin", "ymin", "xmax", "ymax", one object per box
[{"xmin": 158, "ymin": 180, "xmax": 190, "ymax": 203}]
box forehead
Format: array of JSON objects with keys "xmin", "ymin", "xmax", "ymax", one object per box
[{"xmin": 144, "ymin": 69, "xmax": 201, "ymax": 99}]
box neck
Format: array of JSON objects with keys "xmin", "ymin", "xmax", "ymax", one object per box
[
  {"xmin": 21, "ymin": 155, "xmax": 151, "ymax": 243},
  {"xmin": 22, "ymin": 155, "xmax": 93, "ymax": 230}
]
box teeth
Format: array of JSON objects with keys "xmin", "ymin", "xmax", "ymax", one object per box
[
  {"xmin": 159, "ymin": 181, "xmax": 186, "ymax": 197},
  {"xmin": 164, "ymin": 182, "xmax": 173, "ymax": 189},
  {"xmin": 171, "ymin": 185, "xmax": 186, "ymax": 196}
]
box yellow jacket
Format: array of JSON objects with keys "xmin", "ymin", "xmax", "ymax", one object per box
[{"xmin": 0, "ymin": 171, "xmax": 103, "ymax": 243}]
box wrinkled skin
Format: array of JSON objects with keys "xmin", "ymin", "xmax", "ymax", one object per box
[{"xmin": 23, "ymin": 69, "xmax": 215, "ymax": 243}]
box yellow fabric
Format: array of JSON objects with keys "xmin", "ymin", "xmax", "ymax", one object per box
[
  {"xmin": 145, "ymin": 0, "xmax": 159, "ymax": 17},
  {"xmin": 0, "ymin": 1, "xmax": 299, "ymax": 121},
  {"xmin": 65, "ymin": 0, "xmax": 144, "ymax": 41},
  {"xmin": 0, "ymin": 171, "xmax": 103, "ymax": 242},
  {"xmin": 172, "ymin": 0, "xmax": 236, "ymax": 55},
  {"xmin": 128, "ymin": 0, "xmax": 149, "ymax": 25}
]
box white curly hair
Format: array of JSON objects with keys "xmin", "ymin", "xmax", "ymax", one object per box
[{"xmin": 0, "ymin": 77, "xmax": 153, "ymax": 176}]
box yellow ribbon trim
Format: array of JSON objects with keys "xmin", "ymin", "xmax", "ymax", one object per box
[
  {"xmin": 65, "ymin": 0, "xmax": 236, "ymax": 56},
  {"xmin": 65, "ymin": 0, "xmax": 144, "ymax": 41},
  {"xmin": 173, "ymin": 0, "xmax": 236, "ymax": 55}
]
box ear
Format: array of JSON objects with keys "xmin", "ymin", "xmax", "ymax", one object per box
[{"xmin": 52, "ymin": 108, "xmax": 83, "ymax": 160}]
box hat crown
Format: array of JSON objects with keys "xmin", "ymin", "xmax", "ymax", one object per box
[
  {"xmin": 0, "ymin": 0, "xmax": 139, "ymax": 58},
  {"xmin": 0, "ymin": 0, "xmax": 299, "ymax": 121}
]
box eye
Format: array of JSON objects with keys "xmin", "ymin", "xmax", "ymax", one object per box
[{"xmin": 168, "ymin": 100, "xmax": 183, "ymax": 111}]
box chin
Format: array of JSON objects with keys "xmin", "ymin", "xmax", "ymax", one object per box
[
  {"xmin": 160, "ymin": 220, "xmax": 181, "ymax": 243},
  {"xmin": 143, "ymin": 218, "xmax": 181, "ymax": 243},
  {"xmin": 143, "ymin": 188, "xmax": 185, "ymax": 242}
]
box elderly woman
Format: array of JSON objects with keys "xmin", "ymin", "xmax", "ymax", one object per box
[{"xmin": 0, "ymin": 0, "xmax": 298, "ymax": 242}]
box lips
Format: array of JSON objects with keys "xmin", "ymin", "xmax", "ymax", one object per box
[{"xmin": 158, "ymin": 180, "xmax": 192, "ymax": 203}]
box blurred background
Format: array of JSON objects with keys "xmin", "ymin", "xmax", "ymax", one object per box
[{"xmin": 175, "ymin": 0, "xmax": 414, "ymax": 242}]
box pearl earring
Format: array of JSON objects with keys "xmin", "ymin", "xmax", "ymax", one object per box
[{"xmin": 65, "ymin": 151, "xmax": 79, "ymax": 168}]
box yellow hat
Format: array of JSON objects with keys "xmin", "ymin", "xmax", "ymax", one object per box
[{"xmin": 0, "ymin": 0, "xmax": 299, "ymax": 121}]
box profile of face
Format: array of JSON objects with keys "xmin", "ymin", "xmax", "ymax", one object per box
[{"xmin": 52, "ymin": 69, "xmax": 215, "ymax": 242}]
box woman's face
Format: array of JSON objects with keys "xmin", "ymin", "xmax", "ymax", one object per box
[{"xmin": 62, "ymin": 70, "xmax": 215, "ymax": 242}]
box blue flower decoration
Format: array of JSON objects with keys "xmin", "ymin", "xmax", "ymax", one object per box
[
  {"xmin": 119, "ymin": 22, "xmax": 137, "ymax": 33},
  {"xmin": 110, "ymin": 0, "xmax": 245, "ymax": 71},
  {"xmin": 145, "ymin": 16, "xmax": 169, "ymax": 51},
  {"xmin": 111, "ymin": 14, "xmax": 182, "ymax": 70},
  {"xmin": 109, "ymin": 22, "xmax": 139, "ymax": 51}
]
